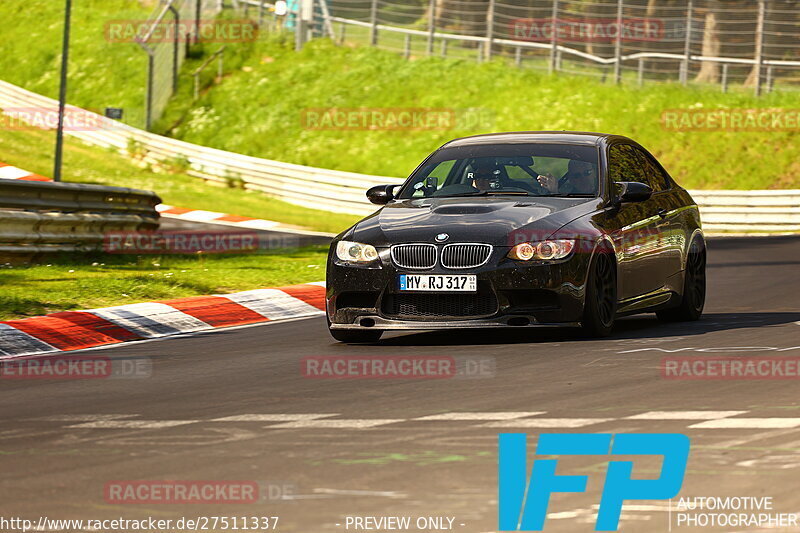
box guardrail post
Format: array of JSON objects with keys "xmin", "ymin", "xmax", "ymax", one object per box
[
  {"xmin": 548, "ymin": 0, "xmax": 559, "ymax": 74},
  {"xmin": 369, "ymin": 0, "xmax": 378, "ymax": 46},
  {"xmin": 638, "ymin": 58, "xmax": 644, "ymax": 86},
  {"xmin": 441, "ymin": 39, "xmax": 448, "ymax": 57},
  {"xmin": 680, "ymin": 0, "xmax": 693, "ymax": 85},
  {"xmin": 766, "ymin": 65, "xmax": 773, "ymax": 93},
  {"xmin": 339, "ymin": 22, "xmax": 346, "ymax": 44},
  {"xmin": 427, "ymin": 0, "xmax": 435, "ymax": 55},
  {"xmin": 515, "ymin": 46, "xmax": 521, "ymax": 67},
  {"xmin": 753, "ymin": 0, "xmax": 766, "ymax": 96},
  {"xmin": 404, "ymin": 34, "xmax": 411, "ymax": 59},
  {"xmin": 721, "ymin": 63, "xmax": 729, "ymax": 93},
  {"xmin": 485, "ymin": 0, "xmax": 495, "ymax": 61},
  {"xmin": 477, "ymin": 42, "xmax": 483, "ymax": 63},
  {"xmin": 259, "ymin": 0, "xmax": 266, "ymax": 26},
  {"xmin": 613, "ymin": 0, "xmax": 623, "ymax": 84}
]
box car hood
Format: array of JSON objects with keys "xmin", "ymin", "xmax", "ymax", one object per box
[{"xmin": 349, "ymin": 196, "xmax": 601, "ymax": 247}]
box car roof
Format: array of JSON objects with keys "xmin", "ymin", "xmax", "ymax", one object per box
[{"xmin": 442, "ymin": 131, "xmax": 631, "ymax": 148}]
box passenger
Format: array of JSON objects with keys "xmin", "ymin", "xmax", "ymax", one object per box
[{"xmin": 537, "ymin": 160, "xmax": 598, "ymax": 195}]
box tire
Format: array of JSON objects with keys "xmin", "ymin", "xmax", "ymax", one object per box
[
  {"xmin": 657, "ymin": 238, "xmax": 706, "ymax": 322},
  {"xmin": 581, "ymin": 248, "xmax": 617, "ymax": 338},
  {"xmin": 328, "ymin": 328, "xmax": 383, "ymax": 343}
]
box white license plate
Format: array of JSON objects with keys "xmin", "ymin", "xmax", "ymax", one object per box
[{"xmin": 399, "ymin": 274, "xmax": 477, "ymax": 292}]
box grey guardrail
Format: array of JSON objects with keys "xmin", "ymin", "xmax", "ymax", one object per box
[
  {"xmin": 0, "ymin": 80, "xmax": 397, "ymax": 216},
  {"xmin": 0, "ymin": 80, "xmax": 797, "ymax": 232},
  {"xmin": 689, "ymin": 190, "xmax": 800, "ymax": 233},
  {"xmin": 0, "ymin": 179, "xmax": 161, "ymax": 257}
]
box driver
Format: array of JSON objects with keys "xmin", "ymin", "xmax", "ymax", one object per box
[
  {"xmin": 470, "ymin": 162, "xmax": 502, "ymax": 192},
  {"xmin": 537, "ymin": 159, "xmax": 597, "ymax": 195}
]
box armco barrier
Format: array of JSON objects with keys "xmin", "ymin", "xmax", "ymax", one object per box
[
  {"xmin": 688, "ymin": 190, "xmax": 800, "ymax": 232},
  {"xmin": 0, "ymin": 80, "xmax": 398, "ymax": 216},
  {"xmin": 0, "ymin": 80, "xmax": 797, "ymax": 232},
  {"xmin": 0, "ymin": 179, "xmax": 160, "ymax": 258}
]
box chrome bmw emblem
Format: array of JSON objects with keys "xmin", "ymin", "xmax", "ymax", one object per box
[{"xmin": 435, "ymin": 233, "xmax": 449, "ymax": 242}]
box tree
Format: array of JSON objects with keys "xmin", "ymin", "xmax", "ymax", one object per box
[{"xmin": 694, "ymin": 1, "xmax": 721, "ymax": 83}]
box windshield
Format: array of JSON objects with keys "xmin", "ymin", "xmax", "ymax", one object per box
[{"xmin": 397, "ymin": 143, "xmax": 600, "ymax": 199}]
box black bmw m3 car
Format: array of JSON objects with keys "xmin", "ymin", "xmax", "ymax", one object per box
[{"xmin": 326, "ymin": 132, "xmax": 706, "ymax": 343}]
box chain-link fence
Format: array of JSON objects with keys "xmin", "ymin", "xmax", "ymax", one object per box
[
  {"xmin": 129, "ymin": 0, "xmax": 799, "ymax": 130},
  {"xmin": 135, "ymin": 0, "xmax": 223, "ymax": 130},
  {"xmin": 317, "ymin": 0, "xmax": 800, "ymax": 94}
]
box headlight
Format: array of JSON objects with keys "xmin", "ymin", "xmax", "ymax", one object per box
[
  {"xmin": 508, "ymin": 240, "xmax": 575, "ymax": 261},
  {"xmin": 336, "ymin": 240, "xmax": 379, "ymax": 263}
]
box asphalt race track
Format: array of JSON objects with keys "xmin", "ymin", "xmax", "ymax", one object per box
[{"xmin": 1, "ymin": 236, "xmax": 799, "ymax": 533}]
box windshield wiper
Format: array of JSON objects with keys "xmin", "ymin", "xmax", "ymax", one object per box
[
  {"xmin": 437, "ymin": 190, "xmax": 533, "ymax": 198},
  {"xmin": 433, "ymin": 191, "xmax": 489, "ymax": 198}
]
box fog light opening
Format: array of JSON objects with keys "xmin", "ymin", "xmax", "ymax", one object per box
[
  {"xmin": 359, "ymin": 318, "xmax": 376, "ymax": 328},
  {"xmin": 508, "ymin": 316, "xmax": 530, "ymax": 327}
]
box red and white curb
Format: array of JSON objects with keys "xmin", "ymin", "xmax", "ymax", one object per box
[
  {"xmin": 0, "ymin": 162, "xmax": 50, "ymax": 181},
  {"xmin": 157, "ymin": 204, "xmax": 281, "ymax": 230},
  {"xmin": 156, "ymin": 205, "xmax": 334, "ymax": 237},
  {"xmin": 0, "ymin": 282, "xmax": 326, "ymax": 359}
]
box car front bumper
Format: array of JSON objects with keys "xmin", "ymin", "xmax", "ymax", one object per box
[{"xmin": 326, "ymin": 246, "xmax": 593, "ymax": 330}]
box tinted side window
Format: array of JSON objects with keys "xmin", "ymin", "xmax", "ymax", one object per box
[
  {"xmin": 608, "ymin": 144, "xmax": 646, "ymax": 183},
  {"xmin": 632, "ymin": 147, "xmax": 670, "ymax": 192}
]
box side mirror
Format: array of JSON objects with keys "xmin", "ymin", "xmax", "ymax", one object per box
[
  {"xmin": 615, "ymin": 181, "xmax": 653, "ymax": 203},
  {"xmin": 366, "ymin": 184, "xmax": 398, "ymax": 205}
]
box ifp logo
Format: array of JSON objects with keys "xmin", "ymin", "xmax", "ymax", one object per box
[{"xmin": 498, "ymin": 433, "xmax": 690, "ymax": 531}]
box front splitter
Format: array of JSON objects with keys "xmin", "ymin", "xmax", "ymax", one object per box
[{"xmin": 330, "ymin": 315, "xmax": 580, "ymax": 330}]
